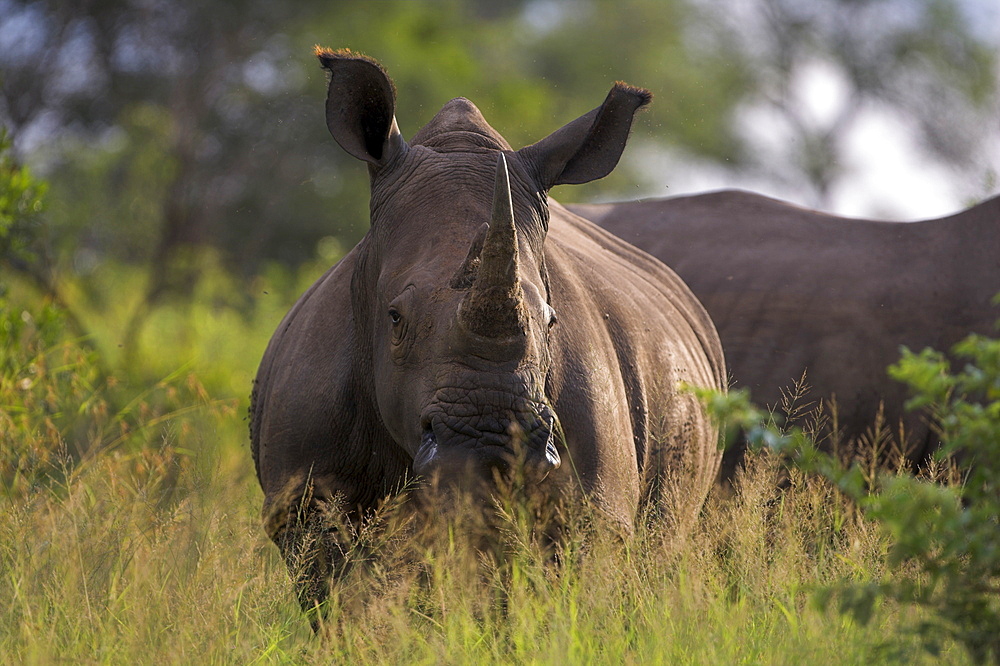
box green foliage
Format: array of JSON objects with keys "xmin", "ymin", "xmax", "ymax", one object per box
[
  {"xmin": 1, "ymin": 298, "xmax": 103, "ymax": 496},
  {"xmin": 694, "ymin": 329, "xmax": 1000, "ymax": 664},
  {"xmin": 8, "ymin": 0, "xmax": 752, "ymax": 274},
  {"xmin": 0, "ymin": 129, "xmax": 46, "ymax": 266},
  {"xmin": 0, "ymin": 293, "xmax": 235, "ymax": 501},
  {"xmin": 0, "ymin": 153, "xmax": 235, "ymax": 499},
  {"xmin": 879, "ymin": 334, "xmax": 1000, "ymax": 662},
  {"xmin": 45, "ymin": 105, "xmax": 177, "ymax": 264},
  {"xmin": 47, "ymin": 247, "xmax": 333, "ymax": 400}
]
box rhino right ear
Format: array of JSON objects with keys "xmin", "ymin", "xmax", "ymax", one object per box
[
  {"xmin": 518, "ymin": 82, "xmax": 651, "ymax": 190},
  {"xmin": 316, "ymin": 47, "xmax": 406, "ymax": 167}
]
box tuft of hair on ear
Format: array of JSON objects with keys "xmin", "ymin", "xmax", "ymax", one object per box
[
  {"xmin": 313, "ymin": 45, "xmax": 380, "ymax": 72},
  {"xmin": 312, "ymin": 46, "xmax": 395, "ymax": 99},
  {"xmin": 313, "ymin": 45, "xmax": 340, "ymax": 58},
  {"xmin": 611, "ymin": 81, "xmax": 653, "ymax": 110}
]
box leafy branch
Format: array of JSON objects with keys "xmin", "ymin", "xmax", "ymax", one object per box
[{"xmin": 691, "ymin": 321, "xmax": 1000, "ymax": 663}]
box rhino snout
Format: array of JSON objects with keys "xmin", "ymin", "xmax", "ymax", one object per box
[{"xmin": 412, "ymin": 410, "xmax": 560, "ymax": 485}]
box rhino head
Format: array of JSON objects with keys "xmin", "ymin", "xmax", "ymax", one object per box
[{"xmin": 317, "ymin": 48, "xmax": 650, "ymax": 494}]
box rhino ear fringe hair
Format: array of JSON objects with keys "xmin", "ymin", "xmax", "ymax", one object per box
[
  {"xmin": 611, "ymin": 81, "xmax": 653, "ymax": 110},
  {"xmin": 313, "ymin": 46, "xmax": 396, "ymax": 96}
]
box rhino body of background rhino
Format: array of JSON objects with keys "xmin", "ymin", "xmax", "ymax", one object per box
[
  {"xmin": 572, "ymin": 190, "xmax": 1000, "ymax": 479},
  {"xmin": 250, "ymin": 50, "xmax": 725, "ymax": 622}
]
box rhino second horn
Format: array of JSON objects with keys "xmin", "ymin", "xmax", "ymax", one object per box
[
  {"xmin": 450, "ymin": 222, "xmax": 490, "ymax": 290},
  {"xmin": 458, "ymin": 154, "xmax": 529, "ymax": 339}
]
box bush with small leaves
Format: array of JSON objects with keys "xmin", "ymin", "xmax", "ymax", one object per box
[{"xmin": 692, "ymin": 316, "xmax": 1000, "ymax": 663}]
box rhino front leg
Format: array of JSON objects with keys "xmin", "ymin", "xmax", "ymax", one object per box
[{"xmin": 262, "ymin": 480, "xmax": 360, "ymax": 632}]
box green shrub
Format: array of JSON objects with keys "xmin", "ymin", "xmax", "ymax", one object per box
[
  {"xmin": 0, "ymin": 295, "xmax": 236, "ymax": 500},
  {"xmin": 694, "ymin": 326, "xmax": 1000, "ymax": 663},
  {"xmin": 1, "ymin": 137, "xmax": 235, "ymax": 500},
  {"xmin": 1, "ymin": 298, "xmax": 104, "ymax": 496},
  {"xmin": 0, "ymin": 129, "xmax": 46, "ymax": 266}
]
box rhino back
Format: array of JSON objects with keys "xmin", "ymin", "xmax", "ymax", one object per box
[{"xmin": 576, "ymin": 190, "xmax": 1000, "ymax": 465}]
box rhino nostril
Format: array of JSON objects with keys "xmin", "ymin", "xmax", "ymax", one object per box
[
  {"xmin": 412, "ymin": 419, "xmax": 439, "ymax": 475},
  {"xmin": 419, "ymin": 415, "xmax": 436, "ymax": 439},
  {"xmin": 420, "ymin": 420, "xmax": 437, "ymax": 449}
]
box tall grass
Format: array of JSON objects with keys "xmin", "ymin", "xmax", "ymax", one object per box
[
  {"xmin": 0, "ymin": 434, "xmax": 960, "ymax": 662},
  {"xmin": 3, "ymin": 450, "xmax": 959, "ymax": 663},
  {"xmin": 0, "ymin": 269, "xmax": 969, "ymax": 664}
]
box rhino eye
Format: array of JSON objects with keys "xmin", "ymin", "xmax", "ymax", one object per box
[{"xmin": 387, "ymin": 287, "xmax": 415, "ymax": 355}]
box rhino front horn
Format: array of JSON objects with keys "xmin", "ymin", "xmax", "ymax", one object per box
[{"xmin": 458, "ymin": 154, "xmax": 528, "ymax": 339}]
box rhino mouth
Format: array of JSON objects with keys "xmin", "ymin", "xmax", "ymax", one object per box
[{"xmin": 412, "ymin": 410, "xmax": 561, "ymax": 484}]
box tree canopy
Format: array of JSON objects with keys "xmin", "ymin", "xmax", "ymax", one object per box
[{"xmin": 1, "ymin": 0, "xmax": 996, "ymax": 282}]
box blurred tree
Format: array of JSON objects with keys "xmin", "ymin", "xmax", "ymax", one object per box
[
  {"xmin": 1, "ymin": 0, "xmax": 334, "ymax": 283},
  {"xmin": 0, "ymin": 0, "xmax": 747, "ymax": 284},
  {"xmin": 2, "ymin": 0, "xmax": 992, "ymax": 288},
  {"xmin": 693, "ymin": 0, "xmax": 999, "ymax": 211}
]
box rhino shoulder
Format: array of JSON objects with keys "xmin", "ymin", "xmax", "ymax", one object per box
[{"xmin": 250, "ymin": 245, "xmax": 390, "ymax": 494}]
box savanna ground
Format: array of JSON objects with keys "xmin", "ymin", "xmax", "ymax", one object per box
[{"xmin": 1, "ymin": 261, "xmax": 979, "ymax": 665}]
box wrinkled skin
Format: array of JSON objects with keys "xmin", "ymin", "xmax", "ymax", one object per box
[
  {"xmin": 250, "ymin": 50, "xmax": 725, "ymax": 625},
  {"xmin": 572, "ymin": 190, "xmax": 1000, "ymax": 479}
]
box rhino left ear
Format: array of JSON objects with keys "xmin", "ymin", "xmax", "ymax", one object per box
[
  {"xmin": 518, "ymin": 82, "xmax": 651, "ymax": 190},
  {"xmin": 316, "ymin": 47, "xmax": 406, "ymax": 167}
]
